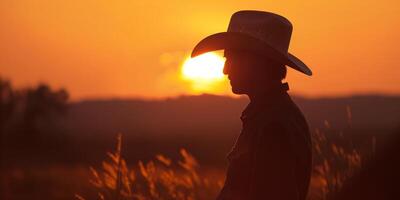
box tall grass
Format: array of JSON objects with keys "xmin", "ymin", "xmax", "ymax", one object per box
[
  {"xmin": 76, "ymin": 134, "xmax": 222, "ymax": 200},
  {"xmin": 78, "ymin": 127, "xmax": 371, "ymax": 200},
  {"xmin": 310, "ymin": 128, "xmax": 363, "ymax": 199}
]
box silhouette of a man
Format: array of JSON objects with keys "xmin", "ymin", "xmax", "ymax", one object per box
[{"xmin": 191, "ymin": 11, "xmax": 313, "ymax": 200}]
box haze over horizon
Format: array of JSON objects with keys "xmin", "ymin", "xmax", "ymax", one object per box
[{"xmin": 1, "ymin": 0, "xmax": 399, "ymax": 100}]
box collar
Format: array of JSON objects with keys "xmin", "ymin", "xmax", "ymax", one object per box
[{"xmin": 240, "ymin": 82, "xmax": 289, "ymax": 122}]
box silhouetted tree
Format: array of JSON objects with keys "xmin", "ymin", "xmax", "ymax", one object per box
[
  {"xmin": 0, "ymin": 78, "xmax": 16, "ymax": 198},
  {"xmin": 0, "ymin": 78, "xmax": 16, "ymax": 166},
  {"xmin": 0, "ymin": 78, "xmax": 15, "ymax": 131},
  {"xmin": 0, "ymin": 78, "xmax": 70, "ymax": 163},
  {"xmin": 22, "ymin": 84, "xmax": 69, "ymax": 135}
]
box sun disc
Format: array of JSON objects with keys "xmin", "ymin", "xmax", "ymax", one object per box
[{"xmin": 182, "ymin": 52, "xmax": 226, "ymax": 81}]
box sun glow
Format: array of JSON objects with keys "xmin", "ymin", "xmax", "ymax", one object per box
[
  {"xmin": 181, "ymin": 52, "xmax": 227, "ymax": 93},
  {"xmin": 182, "ymin": 52, "xmax": 226, "ymax": 80}
]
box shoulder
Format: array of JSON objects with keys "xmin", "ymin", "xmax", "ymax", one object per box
[
  {"xmin": 253, "ymin": 119, "xmax": 290, "ymax": 148},
  {"xmin": 256, "ymin": 96, "xmax": 308, "ymax": 132},
  {"xmin": 255, "ymin": 105, "xmax": 290, "ymax": 133}
]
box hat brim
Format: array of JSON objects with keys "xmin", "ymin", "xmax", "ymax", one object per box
[{"xmin": 191, "ymin": 32, "xmax": 312, "ymax": 76}]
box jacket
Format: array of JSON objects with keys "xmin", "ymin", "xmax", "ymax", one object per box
[{"xmin": 216, "ymin": 83, "xmax": 312, "ymax": 200}]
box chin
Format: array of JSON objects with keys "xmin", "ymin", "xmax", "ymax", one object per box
[{"xmin": 231, "ymin": 87, "xmax": 246, "ymax": 95}]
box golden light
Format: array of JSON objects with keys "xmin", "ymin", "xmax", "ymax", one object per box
[
  {"xmin": 182, "ymin": 52, "xmax": 226, "ymax": 80},
  {"xmin": 181, "ymin": 52, "xmax": 227, "ymax": 93}
]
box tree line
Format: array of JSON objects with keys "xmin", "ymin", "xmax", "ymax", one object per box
[{"xmin": 0, "ymin": 77, "xmax": 70, "ymax": 166}]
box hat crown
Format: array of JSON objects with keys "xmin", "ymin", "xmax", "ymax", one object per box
[
  {"xmin": 190, "ymin": 10, "xmax": 312, "ymax": 76},
  {"xmin": 227, "ymin": 11, "xmax": 293, "ymax": 55}
]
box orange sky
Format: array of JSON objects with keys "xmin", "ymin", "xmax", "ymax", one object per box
[{"xmin": 1, "ymin": 0, "xmax": 399, "ymax": 100}]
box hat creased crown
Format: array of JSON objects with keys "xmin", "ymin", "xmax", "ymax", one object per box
[{"xmin": 227, "ymin": 11, "xmax": 293, "ymax": 55}]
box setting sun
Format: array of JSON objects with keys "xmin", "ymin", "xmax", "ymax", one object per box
[
  {"xmin": 182, "ymin": 52, "xmax": 226, "ymax": 80},
  {"xmin": 181, "ymin": 52, "xmax": 227, "ymax": 93}
]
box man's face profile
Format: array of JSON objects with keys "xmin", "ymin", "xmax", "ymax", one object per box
[{"xmin": 223, "ymin": 49, "xmax": 268, "ymax": 95}]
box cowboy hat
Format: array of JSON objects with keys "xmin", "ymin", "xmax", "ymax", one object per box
[{"xmin": 191, "ymin": 10, "xmax": 312, "ymax": 76}]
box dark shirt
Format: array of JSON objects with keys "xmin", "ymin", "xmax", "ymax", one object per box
[{"xmin": 216, "ymin": 83, "xmax": 312, "ymax": 200}]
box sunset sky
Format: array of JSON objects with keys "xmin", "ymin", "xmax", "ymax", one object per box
[{"xmin": 1, "ymin": 0, "xmax": 399, "ymax": 100}]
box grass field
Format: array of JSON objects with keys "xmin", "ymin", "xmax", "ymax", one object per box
[{"xmin": 1, "ymin": 127, "xmax": 377, "ymax": 200}]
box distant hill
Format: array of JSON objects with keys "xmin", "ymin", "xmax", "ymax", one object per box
[{"xmin": 63, "ymin": 94, "xmax": 400, "ymax": 138}]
